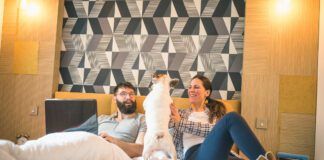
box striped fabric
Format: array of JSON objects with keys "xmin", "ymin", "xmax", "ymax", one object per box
[{"xmin": 171, "ymin": 108, "xmax": 216, "ymax": 159}]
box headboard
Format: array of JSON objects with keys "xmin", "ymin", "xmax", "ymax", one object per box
[{"xmin": 54, "ymin": 92, "xmax": 241, "ymax": 115}]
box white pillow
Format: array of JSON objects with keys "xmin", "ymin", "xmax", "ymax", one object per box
[
  {"xmin": 0, "ymin": 149, "xmax": 16, "ymax": 160},
  {"xmin": 14, "ymin": 131, "xmax": 132, "ymax": 160},
  {"xmin": 0, "ymin": 140, "xmax": 18, "ymax": 160}
]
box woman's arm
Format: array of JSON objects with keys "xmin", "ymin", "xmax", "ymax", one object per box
[{"xmin": 169, "ymin": 103, "xmax": 180, "ymax": 128}]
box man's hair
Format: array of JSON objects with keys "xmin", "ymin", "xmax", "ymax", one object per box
[{"xmin": 113, "ymin": 82, "xmax": 136, "ymax": 95}]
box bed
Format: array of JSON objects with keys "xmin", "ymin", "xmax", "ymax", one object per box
[{"xmin": 0, "ymin": 92, "xmax": 241, "ymax": 160}]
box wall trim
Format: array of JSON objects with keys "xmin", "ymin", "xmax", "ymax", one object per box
[{"xmin": 315, "ymin": 0, "xmax": 324, "ymax": 159}]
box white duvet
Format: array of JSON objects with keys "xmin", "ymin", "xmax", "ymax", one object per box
[{"xmin": 0, "ymin": 131, "xmax": 132, "ymax": 160}]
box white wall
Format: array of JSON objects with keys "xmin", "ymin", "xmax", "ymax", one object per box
[
  {"xmin": 315, "ymin": 0, "xmax": 324, "ymax": 159},
  {"xmin": 0, "ymin": 0, "xmax": 4, "ymax": 53}
]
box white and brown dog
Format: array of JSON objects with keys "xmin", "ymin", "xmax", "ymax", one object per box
[{"xmin": 142, "ymin": 73, "xmax": 178, "ymax": 160}]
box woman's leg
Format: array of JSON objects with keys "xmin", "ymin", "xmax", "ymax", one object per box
[{"xmin": 195, "ymin": 112, "xmax": 266, "ymax": 160}]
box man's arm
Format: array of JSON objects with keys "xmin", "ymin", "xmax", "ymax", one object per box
[{"xmin": 100, "ymin": 132, "xmax": 145, "ymax": 158}]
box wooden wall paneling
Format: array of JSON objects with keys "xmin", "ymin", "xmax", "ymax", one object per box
[
  {"xmin": 33, "ymin": 75, "xmax": 56, "ymax": 137},
  {"xmin": 38, "ymin": 42, "xmax": 57, "ymax": 75},
  {"xmin": 243, "ymin": 0, "xmax": 319, "ymax": 159},
  {"xmin": 0, "ymin": 75, "xmax": 3, "ymax": 103},
  {"xmin": 0, "ymin": 0, "xmax": 16, "ymax": 74},
  {"xmin": 0, "ymin": 0, "xmax": 3, "ymax": 52},
  {"xmin": 14, "ymin": 75, "xmax": 40, "ymax": 139},
  {"xmin": 241, "ymin": 74, "xmax": 279, "ymax": 152},
  {"xmin": 243, "ymin": 0, "xmax": 271, "ymax": 74},
  {"xmin": 279, "ymin": 75, "xmax": 317, "ymax": 114},
  {"xmin": 279, "ymin": 113, "xmax": 316, "ymax": 158},
  {"xmin": 0, "ymin": 0, "xmax": 64, "ymax": 141},
  {"xmin": 23, "ymin": 0, "xmax": 62, "ymax": 139},
  {"xmin": 0, "ymin": 41, "xmax": 13, "ymax": 73},
  {"xmin": 33, "ymin": 0, "xmax": 61, "ymax": 42},
  {"xmin": 19, "ymin": 75, "xmax": 52, "ymax": 139},
  {"xmin": 273, "ymin": 1, "xmax": 318, "ymax": 159},
  {"xmin": 243, "ymin": 0, "xmax": 280, "ymax": 153},
  {"xmin": 13, "ymin": 41, "xmax": 39, "ymax": 74},
  {"xmin": 269, "ymin": 1, "xmax": 319, "ymax": 75},
  {"xmin": 0, "ymin": 75, "xmax": 17, "ymax": 141}
]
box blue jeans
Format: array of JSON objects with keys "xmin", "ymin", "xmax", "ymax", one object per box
[{"xmin": 184, "ymin": 112, "xmax": 266, "ymax": 160}]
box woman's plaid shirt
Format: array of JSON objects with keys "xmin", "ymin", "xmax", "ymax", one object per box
[{"xmin": 170, "ymin": 108, "xmax": 217, "ymax": 160}]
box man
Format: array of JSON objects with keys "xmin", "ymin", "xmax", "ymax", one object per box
[{"xmin": 98, "ymin": 82, "xmax": 145, "ymax": 158}]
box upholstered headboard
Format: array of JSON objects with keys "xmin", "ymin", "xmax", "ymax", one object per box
[{"xmin": 54, "ymin": 92, "xmax": 241, "ymax": 115}]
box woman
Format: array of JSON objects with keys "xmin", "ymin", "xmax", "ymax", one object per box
[{"xmin": 170, "ymin": 75, "xmax": 275, "ymax": 160}]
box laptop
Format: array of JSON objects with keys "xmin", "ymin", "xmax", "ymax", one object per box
[{"xmin": 45, "ymin": 99, "xmax": 98, "ymax": 134}]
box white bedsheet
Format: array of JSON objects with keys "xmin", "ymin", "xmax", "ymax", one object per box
[{"xmin": 0, "ymin": 131, "xmax": 132, "ymax": 160}]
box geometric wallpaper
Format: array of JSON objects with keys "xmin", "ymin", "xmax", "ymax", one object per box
[{"xmin": 59, "ymin": 0, "xmax": 245, "ymax": 100}]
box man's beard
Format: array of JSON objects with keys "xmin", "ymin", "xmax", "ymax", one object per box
[{"xmin": 116, "ymin": 100, "xmax": 137, "ymax": 114}]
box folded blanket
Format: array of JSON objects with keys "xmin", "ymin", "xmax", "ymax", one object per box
[{"xmin": 0, "ymin": 131, "xmax": 132, "ymax": 160}]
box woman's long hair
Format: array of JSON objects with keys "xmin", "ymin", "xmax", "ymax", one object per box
[{"xmin": 191, "ymin": 75, "xmax": 227, "ymax": 123}]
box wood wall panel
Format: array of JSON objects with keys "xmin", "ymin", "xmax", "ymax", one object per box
[
  {"xmin": 0, "ymin": 1, "xmax": 15, "ymax": 74},
  {"xmin": 0, "ymin": 0, "xmax": 63, "ymax": 141},
  {"xmin": 243, "ymin": 0, "xmax": 319, "ymax": 159},
  {"xmin": 0, "ymin": 75, "xmax": 18, "ymax": 139},
  {"xmin": 241, "ymin": 74, "xmax": 279, "ymax": 151},
  {"xmin": 243, "ymin": 1, "xmax": 271, "ymax": 74},
  {"xmin": 0, "ymin": 0, "xmax": 3, "ymax": 53},
  {"xmin": 279, "ymin": 113, "xmax": 315, "ymax": 158},
  {"xmin": 279, "ymin": 75, "xmax": 316, "ymax": 114},
  {"xmin": 269, "ymin": 1, "xmax": 319, "ymax": 75},
  {"xmin": 38, "ymin": 42, "xmax": 57, "ymax": 75}
]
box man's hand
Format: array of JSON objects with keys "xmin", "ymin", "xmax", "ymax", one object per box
[
  {"xmin": 99, "ymin": 132, "xmax": 144, "ymax": 158},
  {"xmin": 170, "ymin": 103, "xmax": 181, "ymax": 123},
  {"xmin": 99, "ymin": 132, "xmax": 117, "ymax": 144}
]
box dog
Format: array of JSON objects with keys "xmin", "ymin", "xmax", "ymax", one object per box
[{"xmin": 142, "ymin": 73, "xmax": 178, "ymax": 160}]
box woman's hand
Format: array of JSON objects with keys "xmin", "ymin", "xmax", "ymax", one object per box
[
  {"xmin": 170, "ymin": 103, "xmax": 181, "ymax": 123},
  {"xmin": 99, "ymin": 132, "xmax": 116, "ymax": 144}
]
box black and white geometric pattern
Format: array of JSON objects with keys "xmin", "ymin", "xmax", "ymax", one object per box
[{"xmin": 59, "ymin": 0, "xmax": 245, "ymax": 100}]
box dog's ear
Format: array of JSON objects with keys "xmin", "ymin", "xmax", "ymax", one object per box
[
  {"xmin": 152, "ymin": 73, "xmax": 159, "ymax": 84},
  {"xmin": 169, "ymin": 78, "xmax": 179, "ymax": 88}
]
